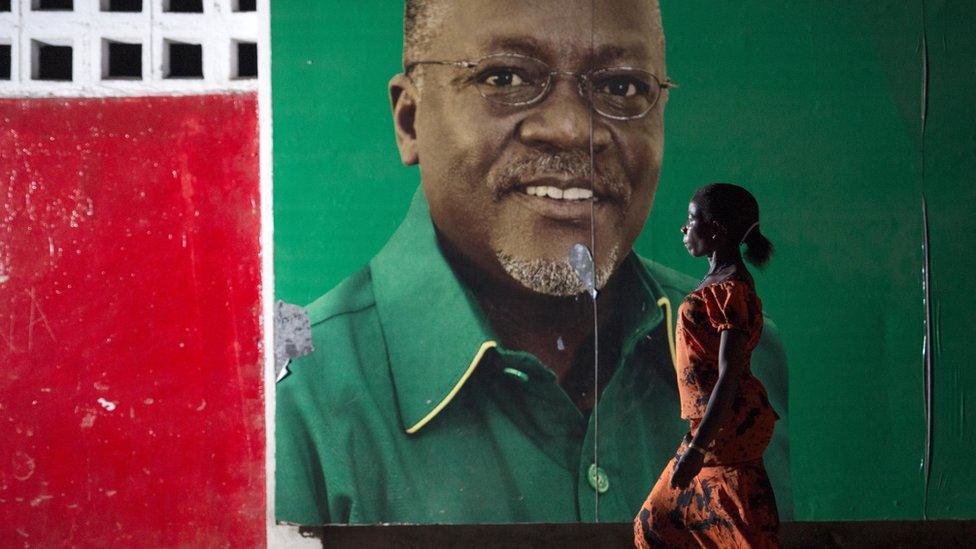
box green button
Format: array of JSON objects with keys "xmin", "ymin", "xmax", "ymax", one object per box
[
  {"xmin": 587, "ymin": 463, "xmax": 609, "ymax": 494},
  {"xmin": 501, "ymin": 367, "xmax": 530, "ymax": 383}
]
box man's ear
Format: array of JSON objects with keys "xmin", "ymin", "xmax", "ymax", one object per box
[{"xmin": 389, "ymin": 73, "xmax": 420, "ymax": 166}]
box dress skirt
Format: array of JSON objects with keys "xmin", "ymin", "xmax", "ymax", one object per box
[{"xmin": 633, "ymin": 412, "xmax": 780, "ymax": 549}]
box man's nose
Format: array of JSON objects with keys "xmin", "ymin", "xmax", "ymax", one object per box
[{"xmin": 515, "ymin": 79, "xmax": 611, "ymax": 153}]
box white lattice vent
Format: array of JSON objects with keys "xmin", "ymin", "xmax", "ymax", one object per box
[{"xmin": 0, "ymin": 0, "xmax": 258, "ymax": 97}]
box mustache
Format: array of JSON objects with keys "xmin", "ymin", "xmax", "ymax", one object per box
[{"xmin": 489, "ymin": 150, "xmax": 630, "ymax": 202}]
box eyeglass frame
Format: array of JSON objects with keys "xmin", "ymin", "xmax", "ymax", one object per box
[{"xmin": 404, "ymin": 52, "xmax": 677, "ymax": 121}]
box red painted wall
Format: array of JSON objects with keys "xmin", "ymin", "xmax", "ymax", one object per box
[{"xmin": 0, "ymin": 94, "xmax": 265, "ymax": 547}]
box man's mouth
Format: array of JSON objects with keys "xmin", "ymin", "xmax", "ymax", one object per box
[
  {"xmin": 510, "ymin": 175, "xmax": 612, "ymax": 202},
  {"xmin": 508, "ymin": 179, "xmax": 606, "ymax": 223},
  {"xmin": 521, "ymin": 185, "xmax": 594, "ymax": 201}
]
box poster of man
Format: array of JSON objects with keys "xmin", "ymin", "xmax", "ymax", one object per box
[{"xmin": 274, "ymin": 0, "xmax": 790, "ymax": 525}]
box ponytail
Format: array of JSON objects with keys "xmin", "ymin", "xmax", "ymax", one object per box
[{"xmin": 743, "ymin": 227, "xmax": 774, "ymax": 268}]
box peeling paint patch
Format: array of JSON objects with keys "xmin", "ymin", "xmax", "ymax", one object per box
[
  {"xmin": 97, "ymin": 398, "xmax": 118, "ymax": 412},
  {"xmin": 80, "ymin": 411, "xmax": 97, "ymax": 429},
  {"xmin": 30, "ymin": 494, "xmax": 54, "ymax": 507},
  {"xmin": 274, "ymin": 300, "xmax": 314, "ymax": 381},
  {"xmin": 12, "ymin": 451, "xmax": 36, "ymax": 481}
]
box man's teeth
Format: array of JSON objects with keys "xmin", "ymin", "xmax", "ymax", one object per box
[{"xmin": 523, "ymin": 186, "xmax": 594, "ymax": 200}]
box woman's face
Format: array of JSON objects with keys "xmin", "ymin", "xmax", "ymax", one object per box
[{"xmin": 681, "ymin": 200, "xmax": 715, "ymax": 257}]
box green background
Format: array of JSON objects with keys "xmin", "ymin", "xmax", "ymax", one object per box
[{"xmin": 272, "ymin": 1, "xmax": 975, "ymax": 521}]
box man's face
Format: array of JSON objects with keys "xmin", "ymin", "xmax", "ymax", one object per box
[{"xmin": 398, "ymin": 0, "xmax": 667, "ymax": 296}]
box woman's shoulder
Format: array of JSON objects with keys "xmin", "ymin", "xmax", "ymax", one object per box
[{"xmin": 692, "ymin": 277, "xmax": 762, "ymax": 331}]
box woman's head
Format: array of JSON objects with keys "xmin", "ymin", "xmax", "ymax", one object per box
[{"xmin": 682, "ymin": 183, "xmax": 774, "ymax": 267}]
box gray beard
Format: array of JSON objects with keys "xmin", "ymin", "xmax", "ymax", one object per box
[{"xmin": 496, "ymin": 245, "xmax": 620, "ymax": 297}]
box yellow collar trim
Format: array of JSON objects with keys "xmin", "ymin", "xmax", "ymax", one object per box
[
  {"xmin": 656, "ymin": 296, "xmax": 677, "ymax": 367},
  {"xmin": 405, "ymin": 296, "xmax": 671, "ymax": 434},
  {"xmin": 405, "ymin": 340, "xmax": 498, "ymax": 434}
]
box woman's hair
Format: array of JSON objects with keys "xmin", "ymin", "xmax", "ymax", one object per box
[{"xmin": 692, "ymin": 183, "xmax": 774, "ymax": 267}]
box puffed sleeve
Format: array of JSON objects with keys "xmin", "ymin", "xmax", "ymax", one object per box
[{"xmin": 702, "ymin": 282, "xmax": 752, "ymax": 332}]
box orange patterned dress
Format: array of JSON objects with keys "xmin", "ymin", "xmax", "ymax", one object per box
[{"xmin": 634, "ymin": 280, "xmax": 780, "ymax": 548}]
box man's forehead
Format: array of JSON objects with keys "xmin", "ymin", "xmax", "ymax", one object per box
[{"xmin": 428, "ymin": 0, "xmax": 664, "ymax": 66}]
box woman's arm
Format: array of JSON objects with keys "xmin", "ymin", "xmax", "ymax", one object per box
[{"xmin": 670, "ymin": 329, "xmax": 750, "ymax": 488}]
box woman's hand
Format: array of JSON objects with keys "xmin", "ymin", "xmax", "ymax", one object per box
[{"xmin": 670, "ymin": 449, "xmax": 705, "ymax": 489}]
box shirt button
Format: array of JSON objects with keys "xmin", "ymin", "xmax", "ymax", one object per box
[
  {"xmin": 502, "ymin": 367, "xmax": 530, "ymax": 383},
  {"xmin": 587, "ymin": 463, "xmax": 609, "ymax": 494}
]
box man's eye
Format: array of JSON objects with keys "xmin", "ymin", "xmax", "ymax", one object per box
[
  {"xmin": 480, "ymin": 69, "xmax": 527, "ymax": 87},
  {"xmin": 597, "ymin": 76, "xmax": 650, "ymax": 97}
]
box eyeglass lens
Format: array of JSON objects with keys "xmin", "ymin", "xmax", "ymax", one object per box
[{"xmin": 470, "ymin": 54, "xmax": 661, "ymax": 119}]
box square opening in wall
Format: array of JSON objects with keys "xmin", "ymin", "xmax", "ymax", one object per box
[
  {"xmin": 235, "ymin": 41, "xmax": 256, "ymax": 78},
  {"xmin": 32, "ymin": 0, "xmax": 73, "ymax": 10},
  {"xmin": 163, "ymin": 0, "xmax": 202, "ymax": 13},
  {"xmin": 0, "ymin": 1, "xmax": 11, "ymax": 12},
  {"xmin": 233, "ymin": 0, "xmax": 255, "ymax": 12},
  {"xmin": 103, "ymin": 40, "xmax": 141, "ymax": 79},
  {"xmin": 0, "ymin": 44, "xmax": 10, "ymax": 80},
  {"xmin": 164, "ymin": 41, "xmax": 202, "ymax": 78},
  {"xmin": 32, "ymin": 41, "xmax": 72, "ymax": 81},
  {"xmin": 101, "ymin": 0, "xmax": 141, "ymax": 12}
]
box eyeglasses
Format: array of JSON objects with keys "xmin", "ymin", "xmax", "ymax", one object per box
[{"xmin": 405, "ymin": 53, "xmax": 676, "ymax": 121}]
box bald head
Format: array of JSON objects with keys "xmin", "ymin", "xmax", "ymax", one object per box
[
  {"xmin": 403, "ymin": 0, "xmax": 664, "ymax": 70},
  {"xmin": 403, "ymin": 0, "xmax": 449, "ymax": 70}
]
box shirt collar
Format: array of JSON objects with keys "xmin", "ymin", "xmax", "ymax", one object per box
[
  {"xmin": 370, "ymin": 188, "xmax": 497, "ymax": 434},
  {"xmin": 370, "ymin": 187, "xmax": 672, "ymax": 434}
]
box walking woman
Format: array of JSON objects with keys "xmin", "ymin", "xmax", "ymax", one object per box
[{"xmin": 634, "ymin": 184, "xmax": 781, "ymax": 548}]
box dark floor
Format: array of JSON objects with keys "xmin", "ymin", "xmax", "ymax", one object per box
[{"xmin": 297, "ymin": 520, "xmax": 976, "ymax": 548}]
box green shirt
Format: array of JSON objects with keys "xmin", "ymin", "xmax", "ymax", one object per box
[{"xmin": 276, "ymin": 189, "xmax": 791, "ymax": 524}]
